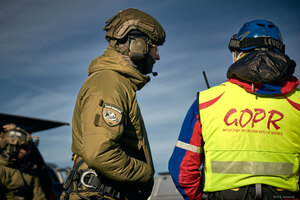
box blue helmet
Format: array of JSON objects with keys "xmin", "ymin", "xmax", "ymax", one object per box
[{"xmin": 229, "ymin": 20, "xmax": 285, "ymax": 53}]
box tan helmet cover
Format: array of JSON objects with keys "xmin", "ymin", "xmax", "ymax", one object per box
[
  {"xmin": 0, "ymin": 124, "xmax": 32, "ymax": 150},
  {"xmin": 104, "ymin": 8, "xmax": 166, "ymax": 45}
]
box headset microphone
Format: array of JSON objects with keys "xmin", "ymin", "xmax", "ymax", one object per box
[{"xmin": 152, "ymin": 72, "xmax": 158, "ymax": 76}]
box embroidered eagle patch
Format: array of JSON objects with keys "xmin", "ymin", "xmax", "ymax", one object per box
[{"xmin": 102, "ymin": 104, "xmax": 123, "ymax": 126}]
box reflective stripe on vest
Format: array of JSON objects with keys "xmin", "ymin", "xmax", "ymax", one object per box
[
  {"xmin": 198, "ymin": 82, "xmax": 300, "ymax": 192},
  {"xmin": 211, "ymin": 161, "xmax": 293, "ymax": 175},
  {"xmin": 176, "ymin": 140, "xmax": 202, "ymax": 153}
]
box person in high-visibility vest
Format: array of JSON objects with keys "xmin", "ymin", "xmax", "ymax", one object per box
[{"xmin": 168, "ymin": 20, "xmax": 300, "ymax": 200}]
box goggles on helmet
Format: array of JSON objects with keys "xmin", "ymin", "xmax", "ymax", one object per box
[
  {"xmin": 229, "ymin": 20, "xmax": 285, "ymax": 53},
  {"xmin": 0, "ymin": 125, "xmax": 33, "ymax": 160}
]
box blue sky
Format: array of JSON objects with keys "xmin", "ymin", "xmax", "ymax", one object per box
[{"xmin": 0, "ymin": 0, "xmax": 299, "ymax": 173}]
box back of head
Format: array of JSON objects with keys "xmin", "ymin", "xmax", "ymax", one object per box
[
  {"xmin": 229, "ymin": 19, "xmax": 285, "ymax": 57},
  {"xmin": 227, "ymin": 20, "xmax": 296, "ymax": 83}
]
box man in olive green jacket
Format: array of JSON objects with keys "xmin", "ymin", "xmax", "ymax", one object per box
[
  {"xmin": 0, "ymin": 155, "xmax": 47, "ymax": 200},
  {"xmin": 61, "ymin": 8, "xmax": 165, "ymax": 200},
  {"xmin": 0, "ymin": 124, "xmax": 47, "ymax": 200}
]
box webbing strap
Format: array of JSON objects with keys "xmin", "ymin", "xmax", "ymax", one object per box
[
  {"xmin": 255, "ymin": 184, "xmax": 262, "ymax": 200},
  {"xmin": 75, "ymin": 158, "xmax": 85, "ymax": 171},
  {"xmin": 73, "ymin": 156, "xmax": 121, "ymax": 199}
]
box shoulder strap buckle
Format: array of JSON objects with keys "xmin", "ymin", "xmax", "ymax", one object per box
[{"xmin": 80, "ymin": 169, "xmax": 99, "ymax": 189}]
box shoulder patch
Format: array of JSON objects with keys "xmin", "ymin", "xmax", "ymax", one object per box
[{"xmin": 102, "ymin": 103, "xmax": 123, "ymax": 126}]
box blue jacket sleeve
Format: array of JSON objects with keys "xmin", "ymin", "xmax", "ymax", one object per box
[{"xmin": 168, "ymin": 99, "xmax": 203, "ymax": 200}]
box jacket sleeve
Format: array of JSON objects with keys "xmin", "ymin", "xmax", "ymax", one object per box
[
  {"xmin": 32, "ymin": 176, "xmax": 47, "ymax": 200},
  {"xmin": 168, "ymin": 100, "xmax": 204, "ymax": 200},
  {"xmin": 79, "ymin": 73, "xmax": 152, "ymax": 184}
]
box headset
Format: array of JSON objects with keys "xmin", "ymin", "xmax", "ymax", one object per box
[{"xmin": 128, "ymin": 33, "xmax": 149, "ymax": 61}]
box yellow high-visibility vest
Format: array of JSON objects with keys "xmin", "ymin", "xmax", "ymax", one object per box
[{"xmin": 198, "ymin": 81, "xmax": 300, "ymax": 192}]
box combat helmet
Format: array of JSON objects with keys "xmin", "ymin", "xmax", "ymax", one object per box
[
  {"xmin": 0, "ymin": 124, "xmax": 32, "ymax": 160},
  {"xmin": 229, "ymin": 20, "xmax": 285, "ymax": 53},
  {"xmin": 104, "ymin": 8, "xmax": 166, "ymax": 46}
]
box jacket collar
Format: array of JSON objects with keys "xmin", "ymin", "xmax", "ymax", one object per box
[
  {"xmin": 228, "ymin": 76, "xmax": 299, "ymax": 96},
  {"xmin": 0, "ymin": 154, "xmax": 13, "ymax": 167},
  {"xmin": 227, "ymin": 50, "xmax": 296, "ymax": 84},
  {"xmin": 88, "ymin": 45, "xmax": 150, "ymax": 91},
  {"xmin": 227, "ymin": 50, "xmax": 298, "ymax": 96}
]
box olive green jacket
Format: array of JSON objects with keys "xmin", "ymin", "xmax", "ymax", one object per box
[
  {"xmin": 0, "ymin": 155, "xmax": 47, "ymax": 200},
  {"xmin": 71, "ymin": 45, "xmax": 155, "ymax": 199}
]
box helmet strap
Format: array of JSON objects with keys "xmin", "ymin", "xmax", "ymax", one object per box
[{"xmin": 133, "ymin": 54, "xmax": 155, "ymax": 75}]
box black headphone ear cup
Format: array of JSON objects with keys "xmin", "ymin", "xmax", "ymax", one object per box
[{"xmin": 128, "ymin": 38, "xmax": 148, "ymax": 61}]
